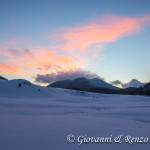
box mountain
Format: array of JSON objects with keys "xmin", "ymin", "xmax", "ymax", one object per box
[
  {"xmin": 89, "ymin": 87, "xmax": 121, "ymax": 94},
  {"xmin": 48, "ymin": 77, "xmax": 120, "ymax": 91},
  {"xmin": 136, "ymin": 82, "xmax": 150, "ymax": 96},
  {"xmin": 0, "ymin": 78, "xmax": 70, "ymax": 98},
  {"xmin": 89, "ymin": 82, "xmax": 150, "ymax": 96},
  {"xmin": 0, "ymin": 77, "xmax": 149, "ymax": 97},
  {"xmin": 122, "ymin": 79, "xmax": 144, "ymax": 88},
  {"xmin": 121, "ymin": 82, "xmax": 150, "ymax": 96},
  {"xmin": 0, "ymin": 76, "xmax": 8, "ymax": 80}
]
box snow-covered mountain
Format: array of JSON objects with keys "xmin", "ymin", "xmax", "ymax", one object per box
[
  {"xmin": 0, "ymin": 76, "xmax": 7, "ymax": 80},
  {"xmin": 0, "ymin": 79, "xmax": 57, "ymax": 98},
  {"xmin": 49, "ymin": 77, "xmax": 120, "ymax": 90},
  {"xmin": 122, "ymin": 79, "xmax": 144, "ymax": 88},
  {"xmin": 0, "ymin": 78, "xmax": 149, "ymax": 97}
]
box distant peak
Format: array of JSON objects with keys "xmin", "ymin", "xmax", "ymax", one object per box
[
  {"xmin": 122, "ymin": 79, "xmax": 144, "ymax": 88},
  {"xmin": 130, "ymin": 79, "xmax": 139, "ymax": 82}
]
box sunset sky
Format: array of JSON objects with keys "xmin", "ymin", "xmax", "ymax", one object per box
[{"xmin": 0, "ymin": 0, "xmax": 150, "ymax": 85}]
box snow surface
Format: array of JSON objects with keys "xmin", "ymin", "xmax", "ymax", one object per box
[{"xmin": 0, "ymin": 80, "xmax": 150, "ymax": 150}]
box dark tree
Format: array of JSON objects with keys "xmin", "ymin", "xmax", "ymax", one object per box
[{"xmin": 18, "ymin": 83, "xmax": 22, "ymax": 87}]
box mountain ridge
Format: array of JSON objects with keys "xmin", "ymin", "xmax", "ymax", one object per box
[
  {"xmin": 122, "ymin": 79, "xmax": 144, "ymax": 88},
  {"xmin": 48, "ymin": 77, "xmax": 120, "ymax": 91},
  {"xmin": 0, "ymin": 77, "xmax": 149, "ymax": 96},
  {"xmin": 0, "ymin": 76, "xmax": 8, "ymax": 80},
  {"xmin": 48, "ymin": 77, "xmax": 150, "ymax": 96}
]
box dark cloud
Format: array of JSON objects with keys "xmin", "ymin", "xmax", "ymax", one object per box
[
  {"xmin": 6, "ymin": 48, "xmax": 33, "ymax": 57},
  {"xmin": 23, "ymin": 48, "xmax": 33, "ymax": 57},
  {"xmin": 34, "ymin": 69, "xmax": 102, "ymax": 84},
  {"xmin": 110, "ymin": 80, "xmax": 123, "ymax": 86}
]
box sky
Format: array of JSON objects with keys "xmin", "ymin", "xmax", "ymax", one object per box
[{"xmin": 0, "ymin": 0, "xmax": 150, "ymax": 85}]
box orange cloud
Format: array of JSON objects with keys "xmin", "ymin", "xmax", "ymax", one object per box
[
  {"xmin": 0, "ymin": 46, "xmax": 83, "ymax": 75},
  {"xmin": 0, "ymin": 14, "xmax": 150, "ymax": 76},
  {"xmin": 0, "ymin": 62, "xmax": 29, "ymax": 74},
  {"xmin": 24, "ymin": 49, "xmax": 83, "ymax": 72}
]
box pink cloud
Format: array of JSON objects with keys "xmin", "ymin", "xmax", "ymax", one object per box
[
  {"xmin": 0, "ymin": 47, "xmax": 33, "ymax": 59},
  {"xmin": 0, "ymin": 14, "xmax": 150, "ymax": 75},
  {"xmin": 0, "ymin": 62, "xmax": 29, "ymax": 74},
  {"xmin": 53, "ymin": 14, "xmax": 150, "ymax": 52}
]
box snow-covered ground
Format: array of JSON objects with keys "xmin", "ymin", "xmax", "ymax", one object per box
[{"xmin": 0, "ymin": 79, "xmax": 150, "ymax": 150}]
